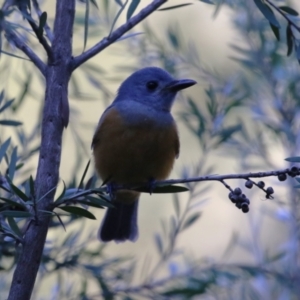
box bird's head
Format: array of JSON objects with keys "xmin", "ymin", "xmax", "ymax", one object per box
[{"xmin": 115, "ymin": 67, "xmax": 196, "ymax": 111}]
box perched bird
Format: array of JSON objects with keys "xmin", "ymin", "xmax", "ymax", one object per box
[{"xmin": 92, "ymin": 67, "xmax": 196, "ymax": 242}]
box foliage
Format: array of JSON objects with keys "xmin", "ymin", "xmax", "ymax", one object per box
[{"xmin": 1, "ymin": 0, "xmax": 300, "ymax": 299}]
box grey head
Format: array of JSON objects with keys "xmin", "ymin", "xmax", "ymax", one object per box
[{"xmin": 114, "ymin": 67, "xmax": 196, "ymax": 111}]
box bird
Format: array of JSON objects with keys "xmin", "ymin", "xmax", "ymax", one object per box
[{"xmin": 92, "ymin": 67, "xmax": 196, "ymax": 243}]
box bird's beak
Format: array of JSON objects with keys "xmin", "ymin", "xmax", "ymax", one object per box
[{"xmin": 164, "ymin": 79, "xmax": 197, "ymax": 92}]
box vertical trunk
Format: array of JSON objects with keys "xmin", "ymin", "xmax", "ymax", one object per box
[{"xmin": 7, "ymin": 1, "xmax": 75, "ymax": 299}]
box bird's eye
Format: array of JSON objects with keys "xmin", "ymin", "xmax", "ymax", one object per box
[{"xmin": 146, "ymin": 81, "xmax": 158, "ymax": 91}]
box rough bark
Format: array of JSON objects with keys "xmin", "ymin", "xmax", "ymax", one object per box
[{"xmin": 7, "ymin": 1, "xmax": 75, "ymax": 299}]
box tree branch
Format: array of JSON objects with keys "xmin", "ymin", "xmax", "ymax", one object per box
[
  {"xmin": 7, "ymin": 0, "xmax": 76, "ymax": 299},
  {"xmin": 71, "ymin": 0, "xmax": 168, "ymax": 71},
  {"xmin": 4, "ymin": 28, "xmax": 46, "ymax": 76}
]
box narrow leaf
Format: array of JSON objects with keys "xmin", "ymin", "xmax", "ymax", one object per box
[
  {"xmin": 279, "ymin": 6, "xmax": 299, "ymax": 16},
  {"xmin": 78, "ymin": 160, "xmax": 90, "ymax": 189},
  {"xmin": 59, "ymin": 206, "xmax": 96, "ymax": 220},
  {"xmin": 0, "ymin": 50, "xmax": 31, "ymax": 61},
  {"xmin": 90, "ymin": 0, "xmax": 99, "ymax": 9},
  {"xmin": 173, "ymin": 194, "xmax": 180, "ymax": 218},
  {"xmin": 0, "ymin": 120, "xmax": 22, "ymax": 126},
  {"xmin": 158, "ymin": 4, "xmax": 193, "ymax": 11},
  {"xmin": 9, "ymin": 181, "xmax": 29, "ymax": 201},
  {"xmin": 8, "ymin": 146, "xmax": 18, "ymax": 180},
  {"xmin": 0, "ymin": 99, "xmax": 14, "ymax": 113},
  {"xmin": 182, "ymin": 212, "xmax": 201, "ymax": 230},
  {"xmin": 127, "ymin": 0, "xmax": 140, "ymax": 20},
  {"xmin": 0, "ymin": 196, "xmax": 26, "ymax": 209},
  {"xmin": 0, "ymin": 90, "xmax": 4, "ymax": 106},
  {"xmin": 115, "ymin": 0, "xmax": 123, "ymax": 6},
  {"xmin": 285, "ymin": 156, "xmax": 300, "ymax": 162},
  {"xmin": 83, "ymin": 0, "xmax": 90, "ymax": 51},
  {"xmin": 135, "ymin": 185, "xmax": 189, "ymax": 194},
  {"xmin": 7, "ymin": 216, "xmax": 22, "ymax": 237},
  {"xmin": 155, "ymin": 233, "xmax": 163, "ymax": 254},
  {"xmin": 253, "ymin": 0, "xmax": 280, "ymax": 28},
  {"xmin": 0, "ymin": 138, "xmax": 11, "ymax": 164},
  {"xmin": 270, "ymin": 22, "xmax": 280, "ymax": 41},
  {"xmin": 1, "ymin": 210, "xmax": 32, "ymax": 218},
  {"xmin": 286, "ymin": 24, "xmax": 293, "ymax": 56},
  {"xmin": 37, "ymin": 11, "xmax": 47, "ymax": 38}
]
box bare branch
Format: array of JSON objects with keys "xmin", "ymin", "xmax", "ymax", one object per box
[
  {"xmin": 53, "ymin": 167, "xmax": 298, "ymax": 208},
  {"xmin": 4, "ymin": 28, "xmax": 46, "ymax": 76},
  {"xmin": 32, "ymin": 0, "xmax": 54, "ymax": 42},
  {"xmin": 25, "ymin": 17, "xmax": 53, "ymax": 60},
  {"xmin": 71, "ymin": 0, "xmax": 168, "ymax": 71}
]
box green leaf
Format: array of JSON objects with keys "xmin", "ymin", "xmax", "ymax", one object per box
[
  {"xmin": 158, "ymin": 4, "xmax": 193, "ymax": 11},
  {"xmin": 83, "ymin": 0, "xmax": 90, "ymax": 51},
  {"xmin": 0, "ymin": 99, "xmax": 14, "ymax": 113},
  {"xmin": 182, "ymin": 212, "xmax": 201, "ymax": 230},
  {"xmin": 7, "ymin": 216, "xmax": 22, "ymax": 238},
  {"xmin": 127, "ymin": 0, "xmax": 140, "ymax": 20},
  {"xmin": 78, "ymin": 160, "xmax": 90, "ymax": 189},
  {"xmin": 59, "ymin": 206, "xmax": 96, "ymax": 220},
  {"xmin": 286, "ymin": 25, "xmax": 293, "ymax": 56},
  {"xmin": 0, "ymin": 210, "xmax": 32, "ymax": 218},
  {"xmin": 285, "ymin": 156, "xmax": 300, "ymax": 162},
  {"xmin": 270, "ymin": 22, "xmax": 280, "ymax": 41},
  {"xmin": 8, "ymin": 146, "xmax": 18, "ymax": 180},
  {"xmin": 253, "ymin": 0, "xmax": 280, "ymax": 28},
  {"xmin": 173, "ymin": 193, "xmax": 180, "ymax": 218},
  {"xmin": 216, "ymin": 124, "xmax": 242, "ymax": 144},
  {"xmin": 155, "ymin": 233, "xmax": 163, "ymax": 254},
  {"xmin": 199, "ymin": 0, "xmax": 214, "ymax": 4},
  {"xmin": 115, "ymin": 0, "xmax": 123, "ymax": 6},
  {"xmin": 0, "ymin": 90, "xmax": 4, "ymax": 106},
  {"xmin": 279, "ymin": 6, "xmax": 299, "ymax": 16},
  {"xmin": 9, "ymin": 181, "xmax": 29, "ymax": 201},
  {"xmin": 90, "ymin": 0, "xmax": 99, "ymax": 9},
  {"xmin": 29, "ymin": 175, "xmax": 35, "ymax": 198},
  {"xmin": 0, "ymin": 50, "xmax": 31, "ymax": 61},
  {"xmin": 37, "ymin": 11, "xmax": 47, "ymax": 38},
  {"xmin": 135, "ymin": 185, "xmax": 189, "ymax": 194},
  {"xmin": 0, "ymin": 120, "xmax": 22, "ymax": 126},
  {"xmin": 0, "ymin": 196, "xmax": 26, "ymax": 209},
  {"xmin": 0, "ymin": 138, "xmax": 11, "ymax": 164}
]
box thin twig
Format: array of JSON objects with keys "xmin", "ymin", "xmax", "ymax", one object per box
[
  {"xmin": 71, "ymin": 0, "xmax": 168, "ymax": 71},
  {"xmin": 26, "ymin": 17, "xmax": 53, "ymax": 60},
  {"xmin": 32, "ymin": 0, "xmax": 54, "ymax": 42},
  {"xmin": 4, "ymin": 28, "xmax": 46, "ymax": 76}
]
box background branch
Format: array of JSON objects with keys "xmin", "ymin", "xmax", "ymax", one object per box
[
  {"xmin": 4, "ymin": 28, "xmax": 46, "ymax": 76},
  {"xmin": 71, "ymin": 0, "xmax": 168, "ymax": 71}
]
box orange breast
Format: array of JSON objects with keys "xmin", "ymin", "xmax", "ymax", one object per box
[{"xmin": 92, "ymin": 107, "xmax": 179, "ymax": 185}]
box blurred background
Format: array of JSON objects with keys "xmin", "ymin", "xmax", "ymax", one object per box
[{"xmin": 1, "ymin": 0, "xmax": 300, "ymax": 299}]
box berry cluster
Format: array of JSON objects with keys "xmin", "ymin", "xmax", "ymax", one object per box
[
  {"xmin": 226, "ymin": 166, "xmax": 300, "ymax": 213},
  {"xmin": 229, "ymin": 187, "xmax": 250, "ymax": 213}
]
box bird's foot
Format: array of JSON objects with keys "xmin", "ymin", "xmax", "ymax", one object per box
[
  {"xmin": 147, "ymin": 178, "xmax": 156, "ymax": 195},
  {"xmin": 106, "ymin": 182, "xmax": 117, "ymax": 201}
]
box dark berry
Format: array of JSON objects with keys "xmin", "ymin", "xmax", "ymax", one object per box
[
  {"xmin": 290, "ymin": 166, "xmax": 299, "ymax": 174},
  {"xmin": 257, "ymin": 181, "xmax": 265, "ymax": 189},
  {"xmin": 278, "ymin": 173, "xmax": 287, "ymax": 181},
  {"xmin": 229, "ymin": 192, "xmax": 238, "ymax": 203},
  {"xmin": 236, "ymin": 202, "xmax": 242, "ymax": 209},
  {"xmin": 233, "ymin": 187, "xmax": 242, "ymax": 195},
  {"xmin": 266, "ymin": 187, "xmax": 274, "ymax": 195},
  {"xmin": 241, "ymin": 203, "xmax": 249, "ymax": 213},
  {"xmin": 245, "ymin": 180, "xmax": 253, "ymax": 189}
]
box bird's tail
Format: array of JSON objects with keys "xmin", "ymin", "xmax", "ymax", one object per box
[{"xmin": 99, "ymin": 199, "xmax": 139, "ymax": 243}]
